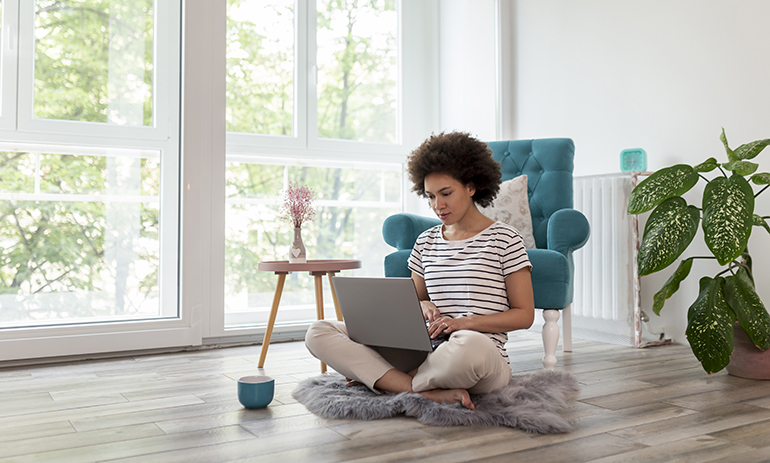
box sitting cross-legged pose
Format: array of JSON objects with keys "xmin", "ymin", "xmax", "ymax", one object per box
[{"xmin": 305, "ymin": 131, "xmax": 535, "ymax": 410}]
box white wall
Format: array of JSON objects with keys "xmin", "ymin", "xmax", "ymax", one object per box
[
  {"xmin": 404, "ymin": 0, "xmax": 501, "ymax": 217},
  {"xmin": 510, "ymin": 0, "xmax": 770, "ymax": 342},
  {"xmin": 401, "ymin": 0, "xmax": 442, "ymax": 149},
  {"xmin": 438, "ymin": 0, "xmax": 498, "ymax": 140},
  {"xmin": 402, "ymin": 0, "xmax": 442, "ymax": 215},
  {"xmin": 511, "ymin": 0, "xmax": 770, "ymax": 174}
]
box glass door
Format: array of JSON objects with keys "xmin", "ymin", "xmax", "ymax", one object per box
[{"xmin": 0, "ymin": 0, "xmax": 183, "ymax": 361}]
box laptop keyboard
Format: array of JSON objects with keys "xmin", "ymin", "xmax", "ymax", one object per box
[
  {"xmin": 426, "ymin": 321, "xmax": 450, "ymax": 350},
  {"xmin": 430, "ymin": 336, "xmax": 448, "ymax": 350}
]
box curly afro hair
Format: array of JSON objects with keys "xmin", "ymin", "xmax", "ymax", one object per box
[{"xmin": 406, "ymin": 131, "xmax": 501, "ymax": 208}]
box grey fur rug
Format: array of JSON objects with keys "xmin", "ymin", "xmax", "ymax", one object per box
[{"xmin": 292, "ymin": 370, "xmax": 579, "ymax": 434}]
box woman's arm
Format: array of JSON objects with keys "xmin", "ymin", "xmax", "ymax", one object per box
[
  {"xmin": 412, "ymin": 272, "xmax": 441, "ymax": 322},
  {"xmin": 428, "ymin": 268, "xmax": 535, "ymax": 337}
]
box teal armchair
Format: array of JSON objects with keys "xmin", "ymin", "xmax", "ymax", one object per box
[{"xmin": 382, "ymin": 138, "xmax": 590, "ymax": 370}]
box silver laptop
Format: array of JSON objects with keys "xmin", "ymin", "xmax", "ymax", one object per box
[{"xmin": 331, "ymin": 276, "xmax": 442, "ymax": 372}]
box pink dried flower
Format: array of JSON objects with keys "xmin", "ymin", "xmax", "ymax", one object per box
[{"xmin": 279, "ymin": 181, "xmax": 317, "ymax": 228}]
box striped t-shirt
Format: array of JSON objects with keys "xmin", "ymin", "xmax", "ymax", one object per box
[{"xmin": 407, "ymin": 221, "xmax": 532, "ymax": 361}]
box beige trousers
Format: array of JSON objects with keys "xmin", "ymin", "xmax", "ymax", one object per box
[{"xmin": 305, "ymin": 320, "xmax": 511, "ymax": 394}]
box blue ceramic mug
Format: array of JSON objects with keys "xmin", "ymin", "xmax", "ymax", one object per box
[{"xmin": 237, "ymin": 375, "xmax": 275, "ymax": 409}]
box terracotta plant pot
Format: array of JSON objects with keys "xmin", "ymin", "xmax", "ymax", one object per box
[{"xmin": 725, "ymin": 323, "xmax": 770, "ymax": 380}]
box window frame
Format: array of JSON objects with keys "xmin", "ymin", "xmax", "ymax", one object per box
[
  {"xmin": 15, "ymin": 1, "xmax": 178, "ymax": 140},
  {"xmin": 0, "ymin": 0, "xmax": 18, "ymax": 130},
  {"xmin": 225, "ymin": 0, "xmax": 307, "ymax": 150}
]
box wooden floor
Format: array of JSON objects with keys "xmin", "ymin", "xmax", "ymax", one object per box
[{"xmin": 2, "ymin": 332, "xmax": 770, "ymax": 463}]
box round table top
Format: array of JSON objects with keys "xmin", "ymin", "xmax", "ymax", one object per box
[{"xmin": 257, "ymin": 259, "xmax": 362, "ymax": 273}]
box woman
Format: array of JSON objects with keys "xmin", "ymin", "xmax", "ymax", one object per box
[{"xmin": 305, "ymin": 131, "xmax": 534, "ymax": 409}]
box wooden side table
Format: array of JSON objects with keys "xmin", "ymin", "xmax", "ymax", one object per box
[{"xmin": 256, "ymin": 259, "xmax": 362, "ymax": 372}]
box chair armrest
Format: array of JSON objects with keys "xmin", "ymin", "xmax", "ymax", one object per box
[
  {"xmin": 547, "ymin": 209, "xmax": 590, "ymax": 256},
  {"xmin": 384, "ymin": 250, "xmax": 413, "ymax": 277},
  {"xmin": 382, "ymin": 213, "xmax": 441, "ymax": 251}
]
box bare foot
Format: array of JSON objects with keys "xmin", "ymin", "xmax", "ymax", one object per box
[
  {"xmin": 420, "ymin": 389, "xmax": 475, "ymax": 410},
  {"xmin": 344, "ymin": 377, "xmax": 364, "ymax": 388}
]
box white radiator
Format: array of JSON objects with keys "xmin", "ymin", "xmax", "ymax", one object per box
[{"xmin": 571, "ymin": 173, "xmax": 643, "ymax": 347}]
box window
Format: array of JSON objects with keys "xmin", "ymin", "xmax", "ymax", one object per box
[
  {"xmin": 225, "ymin": 0, "xmax": 399, "ymax": 149},
  {"xmin": 0, "ymin": 0, "xmax": 438, "ymax": 361},
  {"xmin": 32, "ymin": 0, "xmax": 154, "ymax": 125},
  {"xmin": 0, "ymin": 1, "xmax": 180, "ymax": 331},
  {"xmin": 226, "ymin": 0, "xmax": 295, "ymax": 136},
  {"xmin": 315, "ymin": 0, "xmax": 397, "ymax": 143},
  {"xmin": 0, "ymin": 144, "xmax": 170, "ymax": 327},
  {"xmin": 223, "ymin": 0, "xmax": 403, "ymax": 330}
]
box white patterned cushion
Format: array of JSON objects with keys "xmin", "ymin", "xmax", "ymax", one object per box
[{"xmin": 479, "ymin": 175, "xmax": 536, "ymax": 249}]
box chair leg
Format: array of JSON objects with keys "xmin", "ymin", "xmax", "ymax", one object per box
[
  {"xmin": 542, "ymin": 309, "xmax": 560, "ymax": 370},
  {"xmin": 562, "ymin": 304, "xmax": 573, "ymax": 353}
]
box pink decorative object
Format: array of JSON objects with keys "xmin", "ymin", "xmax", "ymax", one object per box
[
  {"xmin": 280, "ymin": 181, "xmax": 317, "ymax": 228},
  {"xmin": 279, "ymin": 182, "xmax": 316, "ymax": 263}
]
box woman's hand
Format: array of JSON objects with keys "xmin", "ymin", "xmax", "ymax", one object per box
[
  {"xmin": 427, "ymin": 316, "xmax": 472, "ymax": 338},
  {"xmin": 420, "ymin": 300, "xmax": 441, "ymax": 322}
]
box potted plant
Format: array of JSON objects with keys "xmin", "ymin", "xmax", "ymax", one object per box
[{"xmin": 627, "ymin": 129, "xmax": 770, "ymax": 376}]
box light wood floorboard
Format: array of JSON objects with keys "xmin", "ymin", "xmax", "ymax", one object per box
[{"xmin": 1, "ymin": 332, "xmax": 770, "ymax": 462}]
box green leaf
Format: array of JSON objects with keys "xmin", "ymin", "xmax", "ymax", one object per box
[
  {"xmin": 686, "ymin": 276, "xmax": 736, "ymax": 374},
  {"xmin": 702, "ymin": 175, "xmax": 755, "ymax": 265},
  {"xmin": 652, "ymin": 258, "xmax": 693, "ymax": 315},
  {"xmin": 750, "ymin": 172, "xmax": 770, "ymax": 185},
  {"xmin": 726, "ymin": 160, "xmax": 759, "ymax": 176},
  {"xmin": 725, "ymin": 268, "xmax": 770, "ymax": 351},
  {"xmin": 754, "ymin": 214, "xmax": 770, "ymax": 235},
  {"xmin": 734, "ymin": 138, "xmax": 770, "ymax": 160},
  {"xmin": 638, "ymin": 197, "xmax": 700, "ymax": 276},
  {"xmin": 721, "ymin": 128, "xmax": 738, "ymax": 163},
  {"xmin": 693, "ymin": 157, "xmax": 718, "ymax": 173},
  {"xmin": 627, "ymin": 165, "xmax": 699, "ymax": 215}
]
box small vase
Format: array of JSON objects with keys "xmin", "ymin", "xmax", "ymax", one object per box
[{"xmin": 289, "ymin": 227, "xmax": 307, "ymax": 263}]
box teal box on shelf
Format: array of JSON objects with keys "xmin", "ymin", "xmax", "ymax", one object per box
[{"xmin": 620, "ymin": 148, "xmax": 647, "ymax": 172}]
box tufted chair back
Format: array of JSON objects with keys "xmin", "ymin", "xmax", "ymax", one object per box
[{"xmin": 487, "ymin": 138, "xmax": 574, "ymax": 250}]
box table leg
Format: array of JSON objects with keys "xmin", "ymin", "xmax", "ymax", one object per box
[
  {"xmin": 314, "ymin": 274, "xmax": 325, "ymax": 322},
  {"xmin": 258, "ymin": 273, "xmax": 286, "ymax": 368},
  {"xmin": 327, "ymin": 272, "xmax": 343, "ymax": 322},
  {"xmin": 313, "ymin": 274, "xmax": 328, "ymax": 373}
]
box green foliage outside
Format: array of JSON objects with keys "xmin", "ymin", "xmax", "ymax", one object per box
[
  {"xmin": 226, "ymin": 0, "xmax": 294, "ymax": 135},
  {"xmin": 34, "ymin": 0, "xmax": 154, "ymax": 125},
  {"xmin": 225, "ymin": 0, "xmax": 397, "ymax": 142},
  {"xmin": 628, "ymin": 130, "xmax": 770, "ymax": 374},
  {"xmin": 317, "ymin": 0, "xmax": 397, "ymax": 143},
  {"xmin": 0, "ymin": 150, "xmax": 160, "ymax": 322}
]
